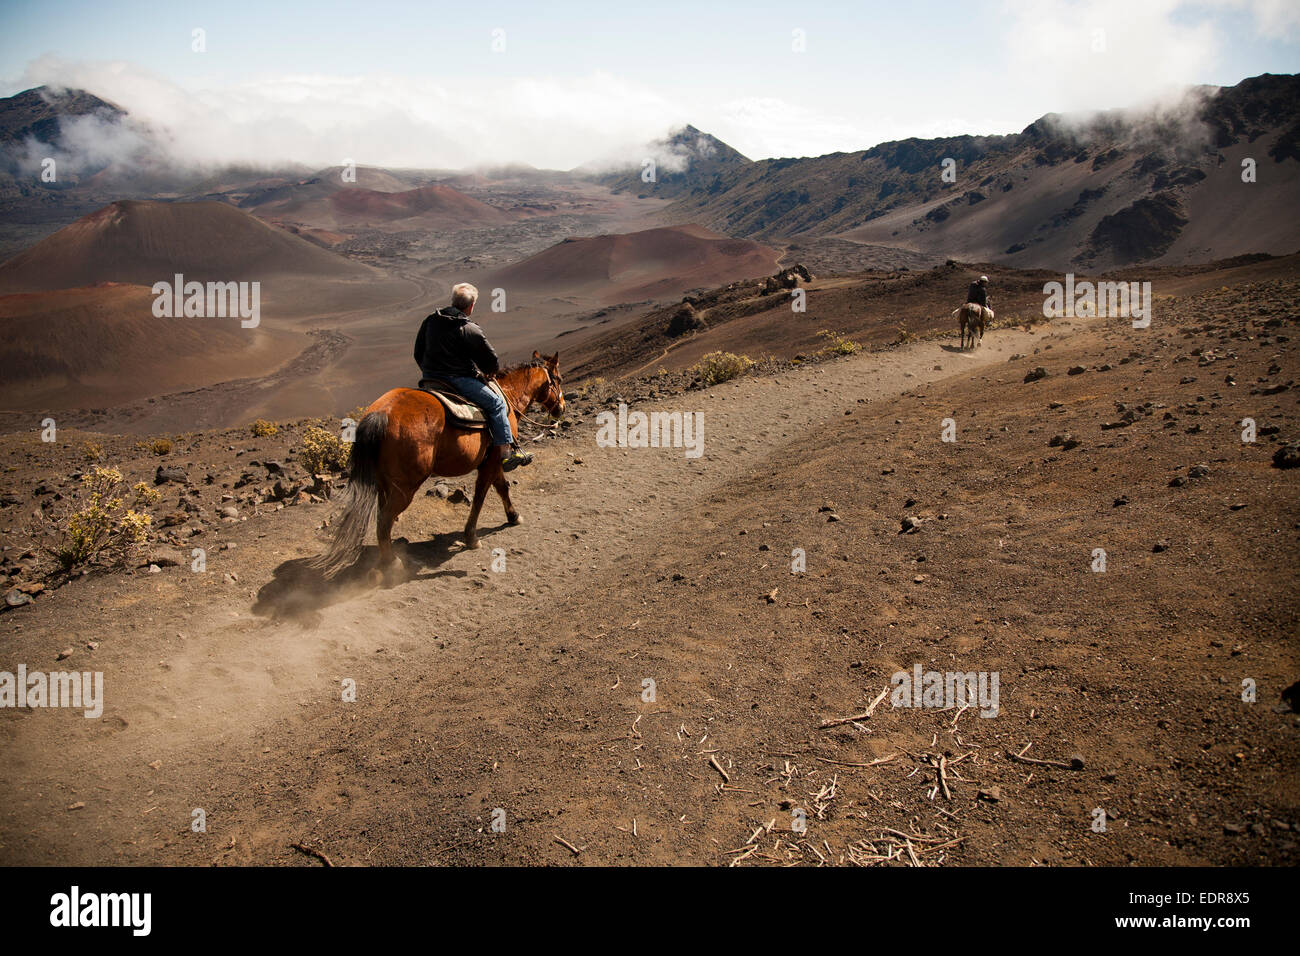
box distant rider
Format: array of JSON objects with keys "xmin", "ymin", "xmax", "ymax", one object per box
[
  {"xmin": 413, "ymin": 282, "xmax": 532, "ymax": 471},
  {"xmin": 966, "ymin": 274, "xmax": 989, "ymax": 310}
]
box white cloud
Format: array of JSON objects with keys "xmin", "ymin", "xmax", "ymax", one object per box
[
  {"xmin": 12, "ymin": 57, "xmax": 692, "ymax": 172},
  {"xmin": 715, "ymin": 97, "xmax": 875, "ymax": 159},
  {"xmin": 1001, "ymin": 0, "xmax": 1221, "ymax": 112},
  {"xmin": 5, "ymin": 0, "xmax": 1291, "ymax": 174},
  {"xmin": 1000, "ymin": 0, "xmax": 1298, "ymax": 115}
]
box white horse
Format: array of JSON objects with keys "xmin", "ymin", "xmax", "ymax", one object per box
[{"xmin": 952, "ymin": 303, "xmax": 993, "ymax": 349}]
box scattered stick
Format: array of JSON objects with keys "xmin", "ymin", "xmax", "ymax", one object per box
[
  {"xmin": 864, "ymin": 685, "xmax": 891, "ymax": 717},
  {"xmin": 819, "ymin": 711, "xmax": 872, "ymax": 729},
  {"xmin": 819, "ymin": 687, "xmax": 889, "ymax": 729},
  {"xmin": 290, "ymin": 842, "xmax": 334, "ymax": 867},
  {"xmin": 918, "ymin": 837, "xmax": 965, "ymax": 855},
  {"xmin": 728, "ymin": 844, "xmax": 758, "ymax": 866},
  {"xmin": 1005, "ymin": 750, "xmax": 1084, "ymax": 771},
  {"xmin": 821, "ymin": 686, "xmax": 894, "ymax": 728},
  {"xmin": 554, "ymin": 836, "xmax": 582, "ymax": 856},
  {"xmin": 936, "ymin": 755, "xmax": 952, "ymax": 800},
  {"xmin": 708, "ymin": 755, "xmax": 731, "ymax": 783},
  {"xmin": 878, "ymin": 827, "xmax": 949, "ymax": 845},
  {"xmin": 814, "ymin": 753, "xmax": 898, "ymax": 768}
]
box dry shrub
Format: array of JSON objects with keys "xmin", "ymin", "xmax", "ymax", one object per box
[
  {"xmin": 50, "ymin": 467, "xmax": 160, "ymax": 570},
  {"xmin": 818, "ymin": 329, "xmax": 862, "ymax": 356},
  {"xmin": 690, "ymin": 351, "xmax": 757, "ymax": 387},
  {"xmin": 300, "ymin": 426, "xmax": 351, "ymax": 474}
]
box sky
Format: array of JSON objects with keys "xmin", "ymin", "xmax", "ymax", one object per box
[{"xmin": 1, "ymin": 0, "xmax": 1298, "ymax": 170}]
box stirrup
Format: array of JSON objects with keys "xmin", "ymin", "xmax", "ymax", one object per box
[{"xmin": 501, "ymin": 448, "xmax": 533, "ymax": 472}]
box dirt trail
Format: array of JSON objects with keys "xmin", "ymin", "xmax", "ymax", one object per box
[
  {"xmin": 0, "ymin": 319, "xmax": 1063, "ymax": 863},
  {"xmin": 2, "ymin": 298, "xmax": 1295, "ymax": 866}
]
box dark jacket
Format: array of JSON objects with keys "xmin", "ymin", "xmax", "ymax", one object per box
[
  {"xmin": 966, "ymin": 282, "xmax": 988, "ymax": 307},
  {"xmin": 414, "ymin": 307, "xmax": 500, "ymax": 381}
]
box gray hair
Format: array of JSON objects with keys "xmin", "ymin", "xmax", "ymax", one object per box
[{"xmin": 451, "ymin": 282, "xmax": 479, "ymax": 312}]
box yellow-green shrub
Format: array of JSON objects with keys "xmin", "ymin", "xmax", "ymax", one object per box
[
  {"xmin": 299, "ymin": 426, "xmax": 351, "ymax": 474},
  {"xmin": 690, "ymin": 351, "xmax": 756, "ymax": 387},
  {"xmin": 54, "ymin": 470, "xmax": 159, "ymax": 569},
  {"xmin": 818, "ymin": 329, "xmax": 861, "ymax": 356}
]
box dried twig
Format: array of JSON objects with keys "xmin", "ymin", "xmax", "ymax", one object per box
[
  {"xmin": 877, "ymin": 827, "xmax": 950, "ymax": 844},
  {"xmin": 728, "ymin": 844, "xmax": 758, "ymax": 866},
  {"xmin": 1005, "ymin": 750, "xmax": 1083, "ymax": 770},
  {"xmin": 290, "ymin": 842, "xmax": 334, "ymax": 867},
  {"xmin": 814, "ymin": 753, "xmax": 898, "ymax": 768},
  {"xmin": 918, "ymin": 837, "xmax": 965, "ymax": 855},
  {"xmin": 864, "ymin": 685, "xmax": 891, "ymax": 717},
  {"xmin": 818, "ymin": 686, "xmax": 890, "ymax": 729},
  {"xmin": 819, "ymin": 711, "xmax": 872, "ymax": 729}
]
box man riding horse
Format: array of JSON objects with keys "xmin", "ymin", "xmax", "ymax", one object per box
[
  {"xmin": 312, "ymin": 281, "xmax": 565, "ymax": 579},
  {"xmin": 413, "ymin": 282, "xmax": 533, "ymax": 472},
  {"xmin": 954, "ymin": 274, "xmax": 992, "ymax": 349}
]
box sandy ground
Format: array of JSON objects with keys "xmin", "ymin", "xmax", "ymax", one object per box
[{"xmin": 0, "ymin": 274, "xmax": 1296, "ymax": 865}]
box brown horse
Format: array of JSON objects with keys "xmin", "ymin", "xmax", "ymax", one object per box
[
  {"xmin": 313, "ymin": 351, "xmax": 566, "ymax": 578},
  {"xmin": 953, "ymin": 303, "xmax": 992, "ymax": 349}
]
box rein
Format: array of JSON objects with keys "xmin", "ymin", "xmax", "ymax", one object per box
[
  {"xmin": 516, "ymin": 411, "xmax": 561, "ymax": 440},
  {"xmin": 496, "ymin": 363, "xmax": 563, "ymax": 440}
]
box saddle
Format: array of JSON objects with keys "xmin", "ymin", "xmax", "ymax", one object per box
[{"xmin": 416, "ymin": 378, "xmax": 506, "ymax": 430}]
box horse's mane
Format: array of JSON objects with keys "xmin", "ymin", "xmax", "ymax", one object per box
[
  {"xmin": 494, "ymin": 360, "xmax": 545, "ymax": 378},
  {"xmin": 490, "ymin": 362, "xmax": 548, "ymax": 405}
]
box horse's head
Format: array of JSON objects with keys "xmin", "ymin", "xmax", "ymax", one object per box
[{"xmin": 530, "ymin": 350, "xmax": 566, "ymax": 420}]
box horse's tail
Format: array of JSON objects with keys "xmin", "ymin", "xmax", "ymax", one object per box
[{"xmin": 312, "ymin": 410, "xmax": 387, "ymax": 578}]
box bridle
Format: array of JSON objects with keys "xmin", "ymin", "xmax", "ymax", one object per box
[{"xmin": 515, "ymin": 361, "xmax": 565, "ymax": 435}]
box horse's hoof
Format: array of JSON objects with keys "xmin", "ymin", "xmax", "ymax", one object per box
[
  {"xmin": 464, "ymin": 536, "xmax": 480, "ymax": 550},
  {"xmin": 507, "ymin": 512, "xmax": 521, "ymax": 526},
  {"xmin": 367, "ymin": 568, "xmax": 384, "ymax": 587}
]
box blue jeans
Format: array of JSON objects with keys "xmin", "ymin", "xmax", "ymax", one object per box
[{"xmin": 444, "ymin": 375, "xmax": 514, "ymax": 447}]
